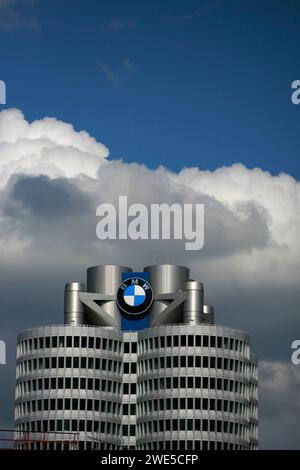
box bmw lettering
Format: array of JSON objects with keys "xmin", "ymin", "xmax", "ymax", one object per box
[{"xmin": 117, "ymin": 277, "xmax": 153, "ymax": 316}]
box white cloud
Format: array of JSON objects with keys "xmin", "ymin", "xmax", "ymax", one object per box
[
  {"xmin": 0, "ymin": 108, "xmax": 109, "ymax": 188},
  {"xmin": 0, "ymin": 108, "xmax": 299, "ymax": 293}
]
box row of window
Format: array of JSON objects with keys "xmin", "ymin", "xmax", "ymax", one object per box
[
  {"xmin": 138, "ymin": 441, "xmax": 249, "ymax": 451},
  {"xmin": 16, "ymin": 418, "xmax": 121, "ymax": 434},
  {"xmin": 139, "ymin": 335, "xmax": 248, "ymax": 353},
  {"xmin": 139, "ymin": 376, "xmax": 250, "ymax": 396},
  {"xmin": 139, "ymin": 356, "xmax": 249, "ymax": 374},
  {"xmin": 18, "ymin": 336, "xmax": 124, "ymax": 355},
  {"xmin": 15, "ymin": 440, "xmax": 251, "ymax": 451},
  {"xmin": 16, "ymin": 377, "xmax": 122, "ymax": 398},
  {"xmin": 16, "ymin": 356, "xmax": 122, "ymax": 377},
  {"xmin": 16, "ymin": 355, "xmax": 251, "ymax": 380},
  {"xmin": 15, "ymin": 398, "xmax": 125, "ymax": 417},
  {"xmin": 18, "ymin": 334, "xmax": 250, "ymax": 357},
  {"xmin": 15, "ymin": 395, "xmax": 252, "ymax": 420},
  {"xmin": 138, "ymin": 419, "xmax": 248, "ymax": 438},
  {"xmin": 16, "ymin": 376, "xmax": 258, "ymax": 405},
  {"xmin": 15, "ymin": 418, "xmax": 248, "ymax": 439},
  {"xmin": 138, "ymin": 397, "xmax": 249, "ymax": 417}
]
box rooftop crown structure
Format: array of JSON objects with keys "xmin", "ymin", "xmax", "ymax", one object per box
[{"xmin": 14, "ymin": 264, "xmax": 258, "ymax": 450}]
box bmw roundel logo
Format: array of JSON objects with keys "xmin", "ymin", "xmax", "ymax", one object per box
[{"xmin": 117, "ymin": 277, "xmax": 153, "ymax": 316}]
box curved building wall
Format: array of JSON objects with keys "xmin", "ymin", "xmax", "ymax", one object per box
[
  {"xmin": 249, "ymin": 354, "xmax": 258, "ymax": 449},
  {"xmin": 15, "ymin": 323, "xmax": 258, "ymax": 450},
  {"xmin": 15, "ymin": 325, "xmax": 123, "ymax": 450},
  {"xmin": 136, "ymin": 324, "xmax": 253, "ymax": 450}
]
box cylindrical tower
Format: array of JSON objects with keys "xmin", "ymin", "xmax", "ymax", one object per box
[
  {"xmin": 86, "ymin": 265, "xmax": 132, "ymax": 328},
  {"xmin": 64, "ymin": 282, "xmax": 86, "ymax": 326},
  {"xmin": 182, "ymin": 281, "xmax": 204, "ymax": 324},
  {"xmin": 144, "ymin": 264, "xmax": 189, "ymax": 326},
  {"xmin": 203, "ymin": 305, "xmax": 214, "ymax": 324},
  {"xmin": 136, "ymin": 324, "xmax": 252, "ymax": 450},
  {"xmin": 14, "ymin": 325, "xmax": 123, "ymax": 450}
]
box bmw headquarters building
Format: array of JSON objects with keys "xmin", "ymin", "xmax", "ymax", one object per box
[{"xmin": 14, "ymin": 264, "xmax": 258, "ymax": 450}]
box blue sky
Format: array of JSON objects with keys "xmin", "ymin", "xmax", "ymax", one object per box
[{"xmin": 1, "ymin": 0, "xmax": 300, "ymax": 177}]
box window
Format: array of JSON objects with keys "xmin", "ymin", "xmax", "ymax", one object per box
[
  {"xmin": 73, "ymin": 378, "xmax": 78, "ymax": 389},
  {"xmin": 188, "ymin": 335, "xmax": 194, "ymax": 347},
  {"xmin": 66, "ymin": 357, "xmax": 72, "ymax": 368},
  {"xmin": 88, "ymin": 357, "xmax": 94, "ymax": 369},
  {"xmin": 180, "ymin": 336, "xmax": 186, "ymax": 347},
  {"xmin": 50, "ymin": 399, "xmax": 56, "ymax": 411},
  {"xmin": 66, "ymin": 336, "xmax": 72, "ymax": 348},
  {"xmin": 80, "ymin": 378, "xmax": 86, "ymax": 389},
  {"xmin": 71, "ymin": 420, "xmax": 77, "ymax": 432},
  {"xmin": 58, "ymin": 336, "xmax": 65, "ymax": 348},
  {"xmin": 124, "ymin": 343, "xmax": 130, "ymax": 354}
]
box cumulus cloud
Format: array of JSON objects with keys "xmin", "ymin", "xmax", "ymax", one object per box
[
  {"xmin": 0, "ymin": 108, "xmax": 109, "ymax": 188},
  {"xmin": 0, "ymin": 108, "xmax": 300, "ymax": 447}
]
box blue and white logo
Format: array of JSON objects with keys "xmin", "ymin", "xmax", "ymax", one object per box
[
  {"xmin": 123, "ymin": 284, "xmax": 146, "ymax": 307},
  {"xmin": 117, "ymin": 277, "xmax": 153, "ymax": 315}
]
